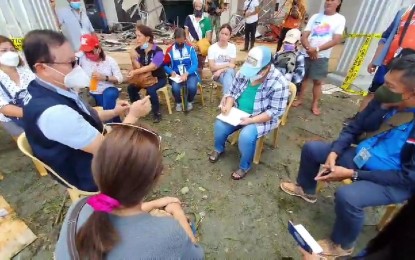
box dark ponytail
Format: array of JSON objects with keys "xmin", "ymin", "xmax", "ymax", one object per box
[
  {"xmin": 74, "ymin": 124, "xmax": 163, "ymax": 258},
  {"xmin": 76, "ymin": 213, "xmax": 119, "ymax": 259}
]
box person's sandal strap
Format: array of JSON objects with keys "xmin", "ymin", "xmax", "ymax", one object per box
[{"xmin": 231, "ymin": 169, "xmax": 248, "ymax": 180}]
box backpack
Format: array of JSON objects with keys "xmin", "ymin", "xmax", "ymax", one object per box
[{"xmin": 274, "ymin": 51, "xmax": 297, "ymax": 75}]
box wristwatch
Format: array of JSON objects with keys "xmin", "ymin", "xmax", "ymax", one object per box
[
  {"xmin": 105, "ymin": 76, "xmax": 109, "ymax": 82},
  {"xmin": 352, "ymin": 170, "xmax": 359, "ymax": 182}
]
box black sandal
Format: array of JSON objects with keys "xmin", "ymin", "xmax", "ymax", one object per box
[
  {"xmin": 231, "ymin": 169, "xmax": 249, "ymax": 180},
  {"xmin": 208, "ymin": 151, "xmax": 222, "ymax": 163}
]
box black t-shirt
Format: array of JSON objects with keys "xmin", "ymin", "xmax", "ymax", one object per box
[{"xmin": 135, "ymin": 45, "xmax": 166, "ymax": 79}]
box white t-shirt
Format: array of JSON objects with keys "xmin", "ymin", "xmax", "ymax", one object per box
[
  {"xmin": 79, "ymin": 55, "xmax": 123, "ymax": 94},
  {"xmin": 304, "ymin": 13, "xmax": 346, "ymax": 58},
  {"xmin": 208, "ymin": 42, "xmax": 237, "ymax": 66},
  {"xmin": 244, "ymin": 0, "xmax": 260, "ymax": 24}
]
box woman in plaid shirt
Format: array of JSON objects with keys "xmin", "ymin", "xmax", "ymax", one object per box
[{"xmin": 209, "ymin": 46, "xmax": 290, "ymax": 180}]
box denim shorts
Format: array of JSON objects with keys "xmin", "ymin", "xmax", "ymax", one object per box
[{"xmin": 305, "ymin": 57, "xmax": 329, "ymax": 81}]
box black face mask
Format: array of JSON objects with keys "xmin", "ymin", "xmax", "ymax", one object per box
[
  {"xmin": 176, "ymin": 43, "xmax": 185, "ymax": 49},
  {"xmin": 194, "ymin": 9, "xmax": 203, "ymax": 17}
]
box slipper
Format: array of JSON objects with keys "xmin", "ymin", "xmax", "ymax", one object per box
[
  {"xmin": 231, "ymin": 169, "xmax": 249, "ymax": 180},
  {"xmin": 209, "ymin": 151, "xmax": 222, "ymax": 163}
]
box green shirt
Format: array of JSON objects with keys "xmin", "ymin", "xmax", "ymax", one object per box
[
  {"xmin": 200, "ymin": 16, "xmax": 213, "ymax": 38},
  {"xmin": 237, "ymin": 82, "xmax": 260, "ymax": 114}
]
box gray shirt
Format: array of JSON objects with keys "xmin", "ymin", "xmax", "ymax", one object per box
[
  {"xmin": 56, "ymin": 7, "xmax": 94, "ymax": 51},
  {"xmin": 55, "ymin": 202, "xmax": 204, "ymax": 259}
]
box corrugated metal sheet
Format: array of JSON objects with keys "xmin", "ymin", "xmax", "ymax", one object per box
[
  {"xmin": 337, "ymin": 0, "xmax": 400, "ymax": 75},
  {"xmin": 0, "ymin": 0, "xmax": 58, "ymax": 38}
]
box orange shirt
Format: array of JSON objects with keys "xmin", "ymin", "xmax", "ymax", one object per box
[
  {"xmin": 282, "ymin": 2, "xmax": 306, "ymax": 29},
  {"xmin": 385, "ymin": 8, "xmax": 415, "ymax": 64},
  {"xmin": 283, "ymin": 15, "xmax": 302, "ymax": 29}
]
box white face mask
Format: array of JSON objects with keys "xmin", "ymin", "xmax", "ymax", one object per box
[
  {"xmin": 0, "ymin": 51, "xmax": 20, "ymax": 67},
  {"xmin": 250, "ymin": 73, "xmax": 263, "ymax": 83},
  {"xmin": 47, "ymin": 65, "xmax": 91, "ymax": 89}
]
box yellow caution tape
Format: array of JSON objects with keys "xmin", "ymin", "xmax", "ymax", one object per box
[
  {"xmin": 11, "ymin": 38, "xmax": 23, "ymax": 51},
  {"xmin": 340, "ymin": 33, "xmax": 382, "ymax": 95}
]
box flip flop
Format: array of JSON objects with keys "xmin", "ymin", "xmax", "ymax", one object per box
[{"xmin": 231, "ymin": 169, "xmax": 249, "ymax": 180}]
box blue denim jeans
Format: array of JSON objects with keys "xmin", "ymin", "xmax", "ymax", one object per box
[
  {"xmin": 297, "ymin": 141, "xmax": 412, "ymax": 249},
  {"xmin": 217, "ymin": 68, "xmax": 235, "ymax": 95},
  {"xmin": 90, "ymin": 87, "xmax": 121, "ymax": 123},
  {"xmin": 171, "ymin": 74, "xmax": 198, "ymax": 104},
  {"xmin": 214, "ymin": 119, "xmax": 258, "ymax": 171},
  {"xmin": 127, "ymin": 77, "xmax": 167, "ymax": 115}
]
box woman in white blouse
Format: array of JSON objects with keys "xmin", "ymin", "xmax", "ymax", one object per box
[
  {"xmin": 78, "ymin": 34, "xmax": 123, "ymax": 122},
  {"xmin": 0, "ymin": 35, "xmax": 35, "ymax": 139}
]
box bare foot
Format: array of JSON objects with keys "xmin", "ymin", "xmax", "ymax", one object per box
[
  {"xmin": 292, "ymin": 100, "xmax": 303, "ymax": 107},
  {"xmin": 311, "ymin": 106, "xmax": 321, "ymax": 116}
]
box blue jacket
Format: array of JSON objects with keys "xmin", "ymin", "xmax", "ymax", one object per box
[
  {"xmin": 164, "ymin": 43, "xmax": 199, "ymax": 77},
  {"xmin": 331, "ymin": 100, "xmax": 415, "ymax": 190},
  {"xmin": 23, "ymin": 80, "xmax": 101, "ymax": 192}
]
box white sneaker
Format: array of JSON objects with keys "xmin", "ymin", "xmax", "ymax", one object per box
[
  {"xmin": 187, "ymin": 102, "xmax": 193, "ymax": 111},
  {"xmin": 176, "ymin": 103, "xmax": 182, "ymax": 112}
]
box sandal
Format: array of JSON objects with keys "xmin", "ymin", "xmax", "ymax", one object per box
[
  {"xmin": 208, "ymin": 151, "xmax": 222, "ymax": 163},
  {"xmin": 231, "ymin": 169, "xmax": 249, "ymax": 180}
]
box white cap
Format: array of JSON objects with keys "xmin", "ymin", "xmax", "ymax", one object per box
[
  {"xmin": 239, "ymin": 46, "xmax": 272, "ymax": 78},
  {"xmin": 283, "ymin": 29, "xmax": 301, "ymax": 44}
]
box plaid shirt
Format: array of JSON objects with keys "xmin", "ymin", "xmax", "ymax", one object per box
[
  {"xmin": 273, "ymin": 51, "xmax": 306, "ymax": 85},
  {"xmin": 227, "ymin": 65, "xmax": 290, "ymax": 137}
]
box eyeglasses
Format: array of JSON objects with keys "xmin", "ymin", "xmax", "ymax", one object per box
[
  {"xmin": 47, "ymin": 57, "xmax": 79, "ymax": 68},
  {"xmin": 103, "ymin": 123, "xmax": 162, "ymax": 150}
]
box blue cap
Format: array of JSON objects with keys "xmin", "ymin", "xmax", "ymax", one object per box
[{"xmin": 239, "ymin": 46, "xmax": 272, "ymax": 78}]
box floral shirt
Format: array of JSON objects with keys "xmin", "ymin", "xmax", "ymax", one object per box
[{"xmin": 0, "ymin": 66, "xmax": 35, "ymax": 122}]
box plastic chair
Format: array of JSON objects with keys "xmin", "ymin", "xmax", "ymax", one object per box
[
  {"xmin": 181, "ymin": 83, "xmax": 205, "ymax": 107},
  {"xmin": 210, "ymin": 82, "xmax": 223, "ymax": 103},
  {"xmin": 230, "ymin": 82, "xmax": 297, "ymax": 164},
  {"xmin": 16, "ymin": 133, "xmax": 98, "ymax": 202},
  {"xmin": 157, "ymin": 86, "xmax": 173, "ymax": 115}
]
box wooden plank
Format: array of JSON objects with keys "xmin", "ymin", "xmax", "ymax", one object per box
[{"xmin": 0, "ymin": 196, "xmax": 37, "ymax": 259}]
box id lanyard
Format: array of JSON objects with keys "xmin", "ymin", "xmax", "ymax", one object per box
[{"xmin": 71, "ymin": 9, "xmax": 83, "ymax": 28}]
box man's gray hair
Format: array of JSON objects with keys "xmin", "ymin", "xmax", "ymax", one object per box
[{"xmin": 193, "ymin": 0, "xmax": 204, "ymax": 7}]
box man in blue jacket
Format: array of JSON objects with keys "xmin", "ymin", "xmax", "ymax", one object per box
[
  {"xmin": 164, "ymin": 28, "xmax": 199, "ymax": 112},
  {"xmin": 281, "ymin": 55, "xmax": 415, "ymax": 257}
]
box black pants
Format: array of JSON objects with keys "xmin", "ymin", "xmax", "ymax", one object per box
[
  {"xmin": 244, "ymin": 21, "xmax": 257, "ymax": 50},
  {"xmin": 277, "ymin": 27, "xmax": 291, "ymax": 51}
]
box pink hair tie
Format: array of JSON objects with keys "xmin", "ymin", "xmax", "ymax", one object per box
[{"xmin": 87, "ymin": 194, "xmax": 120, "ymax": 213}]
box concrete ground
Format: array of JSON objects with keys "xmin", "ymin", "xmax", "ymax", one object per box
[{"xmin": 0, "ymin": 41, "xmax": 384, "ymax": 260}]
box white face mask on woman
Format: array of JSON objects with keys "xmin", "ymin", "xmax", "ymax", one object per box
[
  {"xmin": 0, "ymin": 51, "xmax": 20, "ymax": 67},
  {"xmin": 47, "ymin": 65, "xmax": 91, "ymax": 90}
]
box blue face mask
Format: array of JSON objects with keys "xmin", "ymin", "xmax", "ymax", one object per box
[
  {"xmin": 70, "ymin": 2, "xmax": 81, "ymax": 10},
  {"xmin": 140, "ymin": 42, "xmax": 149, "ymax": 50}
]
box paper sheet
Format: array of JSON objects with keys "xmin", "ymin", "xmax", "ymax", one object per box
[
  {"xmin": 169, "ymin": 75, "xmax": 183, "ymax": 83},
  {"xmin": 217, "ymin": 107, "xmax": 250, "ymax": 126}
]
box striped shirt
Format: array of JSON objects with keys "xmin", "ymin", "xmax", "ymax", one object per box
[{"xmin": 227, "ymin": 65, "xmax": 290, "ymax": 137}]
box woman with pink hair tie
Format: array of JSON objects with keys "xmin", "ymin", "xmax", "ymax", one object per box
[{"xmin": 55, "ymin": 123, "xmax": 204, "ymax": 259}]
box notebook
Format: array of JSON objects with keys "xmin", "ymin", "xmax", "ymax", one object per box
[
  {"xmin": 217, "ymin": 107, "xmax": 250, "ymax": 126},
  {"xmin": 288, "ymin": 221, "xmax": 323, "ymax": 254}
]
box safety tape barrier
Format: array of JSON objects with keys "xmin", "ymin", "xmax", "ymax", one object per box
[{"xmin": 340, "ymin": 33, "xmax": 382, "ymax": 96}]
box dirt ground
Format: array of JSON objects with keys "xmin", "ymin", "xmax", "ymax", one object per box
[{"xmin": 0, "ymin": 81, "xmax": 389, "ymax": 259}]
